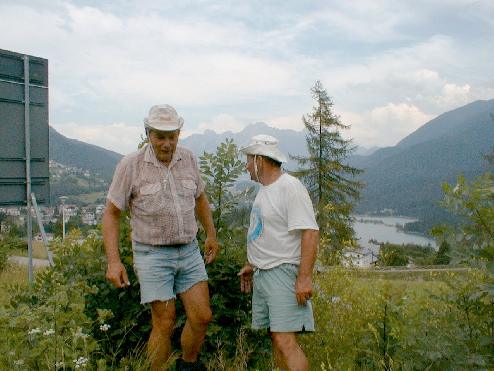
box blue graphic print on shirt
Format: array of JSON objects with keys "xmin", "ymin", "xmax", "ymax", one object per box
[{"xmin": 247, "ymin": 206, "xmax": 263, "ymax": 243}]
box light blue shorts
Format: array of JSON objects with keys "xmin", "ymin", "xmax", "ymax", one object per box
[
  {"xmin": 252, "ymin": 263, "xmax": 315, "ymax": 333},
  {"xmin": 132, "ymin": 239, "xmax": 208, "ymax": 304}
]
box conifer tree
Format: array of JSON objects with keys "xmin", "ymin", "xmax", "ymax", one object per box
[{"xmin": 292, "ymin": 80, "xmax": 363, "ymax": 262}]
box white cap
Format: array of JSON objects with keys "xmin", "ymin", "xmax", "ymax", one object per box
[
  {"xmin": 144, "ymin": 104, "xmax": 184, "ymax": 131},
  {"xmin": 240, "ymin": 134, "xmax": 287, "ymax": 163}
]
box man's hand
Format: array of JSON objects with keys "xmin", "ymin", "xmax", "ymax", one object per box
[
  {"xmin": 238, "ymin": 264, "xmax": 254, "ymax": 293},
  {"xmin": 295, "ymin": 274, "xmax": 312, "ymax": 305},
  {"xmin": 204, "ymin": 236, "xmax": 219, "ymax": 264},
  {"xmin": 106, "ymin": 262, "xmax": 130, "ymax": 288}
]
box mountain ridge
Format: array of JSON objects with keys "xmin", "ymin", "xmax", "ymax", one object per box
[
  {"xmin": 48, "ymin": 98, "xmax": 494, "ymax": 231},
  {"xmin": 49, "ymin": 126, "xmax": 123, "ymax": 181},
  {"xmin": 354, "ymin": 98, "xmax": 494, "ymax": 232}
]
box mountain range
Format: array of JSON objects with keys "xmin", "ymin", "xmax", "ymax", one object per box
[
  {"xmin": 352, "ymin": 99, "xmax": 494, "ymax": 232},
  {"xmin": 49, "ymin": 98, "xmax": 494, "ymax": 231}
]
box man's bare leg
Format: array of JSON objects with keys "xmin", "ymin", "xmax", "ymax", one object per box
[
  {"xmin": 271, "ymin": 332, "xmax": 308, "ymax": 371},
  {"xmin": 149, "ymin": 300, "xmax": 176, "ymax": 370},
  {"xmin": 270, "ymin": 332, "xmax": 288, "ymax": 370},
  {"xmin": 178, "ymin": 281, "xmax": 212, "ymax": 362}
]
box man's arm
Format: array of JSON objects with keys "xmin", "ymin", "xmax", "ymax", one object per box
[
  {"xmin": 195, "ymin": 192, "xmax": 219, "ymax": 263},
  {"xmin": 102, "ymin": 200, "xmax": 130, "ymax": 288},
  {"xmin": 295, "ymin": 229, "xmax": 320, "ymax": 305}
]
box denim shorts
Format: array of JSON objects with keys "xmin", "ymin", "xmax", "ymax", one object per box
[
  {"xmin": 132, "ymin": 239, "xmax": 208, "ymax": 304},
  {"xmin": 252, "ymin": 263, "xmax": 314, "ymax": 332}
]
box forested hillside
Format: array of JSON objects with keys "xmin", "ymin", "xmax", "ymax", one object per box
[
  {"xmin": 49, "ymin": 127, "xmax": 122, "ymax": 181},
  {"xmin": 353, "ymin": 99, "xmax": 494, "ymax": 232}
]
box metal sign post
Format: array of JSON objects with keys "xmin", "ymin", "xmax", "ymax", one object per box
[
  {"xmin": 23, "ymin": 56, "xmax": 34, "ymax": 283},
  {"xmin": 31, "ymin": 193, "xmax": 54, "ymax": 267}
]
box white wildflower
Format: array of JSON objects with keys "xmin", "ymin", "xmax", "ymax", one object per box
[
  {"xmin": 55, "ymin": 361, "xmax": 65, "ymax": 368},
  {"xmin": 73, "ymin": 356, "xmax": 88, "ymax": 368},
  {"xmin": 28, "ymin": 328, "xmax": 41, "ymax": 335},
  {"xmin": 14, "ymin": 359, "xmax": 25, "ymax": 366},
  {"xmin": 330, "ymin": 296, "xmax": 341, "ymax": 303},
  {"xmin": 8, "ymin": 351, "xmax": 15, "ymax": 356},
  {"xmin": 99, "ymin": 323, "xmax": 111, "ymax": 332},
  {"xmin": 43, "ymin": 328, "xmax": 55, "ymax": 336}
]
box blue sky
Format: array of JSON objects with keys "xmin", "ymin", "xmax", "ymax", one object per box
[{"xmin": 1, "ymin": 0, "xmax": 493, "ymax": 154}]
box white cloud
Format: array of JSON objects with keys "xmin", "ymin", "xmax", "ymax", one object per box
[
  {"xmin": 435, "ymin": 83, "xmax": 471, "ymax": 108},
  {"xmin": 267, "ymin": 115, "xmax": 305, "ymax": 131},
  {"xmin": 300, "ymin": 1, "xmax": 412, "ymax": 44},
  {"xmin": 0, "ymin": 2, "xmax": 304, "ymax": 111},
  {"xmin": 343, "ymin": 103, "xmax": 433, "ymax": 147},
  {"xmin": 0, "ymin": 0, "xmax": 492, "ymax": 151}
]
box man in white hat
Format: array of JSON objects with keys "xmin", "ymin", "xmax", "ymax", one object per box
[
  {"xmin": 238, "ymin": 134, "xmax": 319, "ymax": 371},
  {"xmin": 103, "ymin": 104, "xmax": 218, "ymax": 370}
]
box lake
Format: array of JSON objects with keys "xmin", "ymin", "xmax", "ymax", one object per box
[{"xmin": 353, "ymin": 215, "xmax": 436, "ymax": 250}]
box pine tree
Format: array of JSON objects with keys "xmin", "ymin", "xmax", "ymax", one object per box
[
  {"xmin": 291, "ymin": 80, "xmax": 363, "ymax": 263},
  {"xmin": 433, "ymin": 240, "xmax": 451, "ymax": 265}
]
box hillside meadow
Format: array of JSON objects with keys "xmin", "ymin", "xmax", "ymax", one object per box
[{"xmin": 1, "ymin": 234, "xmax": 492, "ymax": 370}]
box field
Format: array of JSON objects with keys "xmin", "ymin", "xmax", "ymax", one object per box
[
  {"xmin": 1, "ymin": 247, "xmax": 492, "ymax": 370},
  {"xmin": 0, "ymin": 263, "xmax": 29, "ymax": 307},
  {"xmin": 8, "ymin": 240, "xmax": 49, "ymax": 259},
  {"xmin": 70, "ymin": 191, "xmax": 106, "ymax": 204},
  {"xmin": 303, "ymin": 268, "xmax": 493, "ymax": 370}
]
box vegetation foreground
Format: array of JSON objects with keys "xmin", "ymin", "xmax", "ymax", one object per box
[{"xmin": 0, "ymin": 232, "xmax": 492, "ymax": 370}]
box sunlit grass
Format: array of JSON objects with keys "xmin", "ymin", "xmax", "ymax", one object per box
[
  {"xmin": 71, "ymin": 191, "xmax": 106, "ymax": 204},
  {"xmin": 0, "ymin": 261, "xmax": 49, "ymax": 307},
  {"xmin": 9, "ymin": 240, "xmax": 48, "ymax": 259},
  {"xmin": 0, "ymin": 264, "xmax": 28, "ymax": 307}
]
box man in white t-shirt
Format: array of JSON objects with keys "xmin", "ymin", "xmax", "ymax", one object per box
[{"xmin": 238, "ymin": 135, "xmax": 320, "ymax": 371}]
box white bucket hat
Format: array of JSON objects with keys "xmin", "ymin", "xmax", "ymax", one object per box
[
  {"xmin": 240, "ymin": 134, "xmax": 287, "ymax": 163},
  {"xmin": 144, "ymin": 104, "xmax": 184, "ymax": 131}
]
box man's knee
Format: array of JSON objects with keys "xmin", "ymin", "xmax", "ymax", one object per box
[
  {"xmin": 151, "ymin": 300, "xmax": 176, "ymax": 333},
  {"xmin": 189, "ymin": 307, "xmax": 212, "ymax": 327},
  {"xmin": 271, "ymin": 332, "xmax": 298, "ymax": 354}
]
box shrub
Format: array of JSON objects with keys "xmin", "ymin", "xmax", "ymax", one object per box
[{"xmin": 0, "ymin": 219, "xmax": 270, "ymax": 369}]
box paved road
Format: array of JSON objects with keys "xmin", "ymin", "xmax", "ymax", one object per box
[{"xmin": 8, "ymin": 256, "xmax": 51, "ymax": 268}]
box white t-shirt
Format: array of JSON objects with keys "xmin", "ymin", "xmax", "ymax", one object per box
[{"xmin": 247, "ymin": 173, "xmax": 319, "ymax": 270}]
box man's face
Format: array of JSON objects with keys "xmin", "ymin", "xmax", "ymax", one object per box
[
  {"xmin": 148, "ymin": 129, "xmax": 180, "ymax": 164},
  {"xmin": 245, "ymin": 154, "xmax": 259, "ymax": 182}
]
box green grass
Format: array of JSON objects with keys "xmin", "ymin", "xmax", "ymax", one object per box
[
  {"xmin": 70, "ymin": 191, "xmax": 106, "ymax": 204},
  {"xmin": 303, "ymin": 267, "xmax": 491, "ymax": 370},
  {"xmin": 9, "ymin": 240, "xmax": 48, "ymax": 259},
  {"xmin": 348, "ymin": 267, "xmax": 471, "ymax": 281},
  {"xmin": 0, "ymin": 264, "xmax": 41, "ymax": 307}
]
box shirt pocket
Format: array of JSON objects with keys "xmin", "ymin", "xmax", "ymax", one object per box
[
  {"xmin": 140, "ymin": 183, "xmax": 161, "ymax": 195},
  {"xmin": 179, "ymin": 179, "xmax": 197, "ymax": 211},
  {"xmin": 181, "ymin": 179, "xmax": 197, "ymax": 193},
  {"xmin": 134, "ymin": 182, "xmax": 163, "ymax": 216}
]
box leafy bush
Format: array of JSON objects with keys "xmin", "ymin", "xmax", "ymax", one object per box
[
  {"xmin": 0, "ymin": 236, "xmax": 26, "ymax": 251},
  {"xmin": 377, "ymin": 244, "xmax": 409, "ymax": 266},
  {"xmin": 0, "ymin": 218, "xmax": 270, "ymax": 369},
  {"xmin": 0, "ymin": 236, "xmax": 27, "ymax": 272},
  {"xmin": 0, "ymin": 234, "xmax": 100, "ymax": 369}
]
